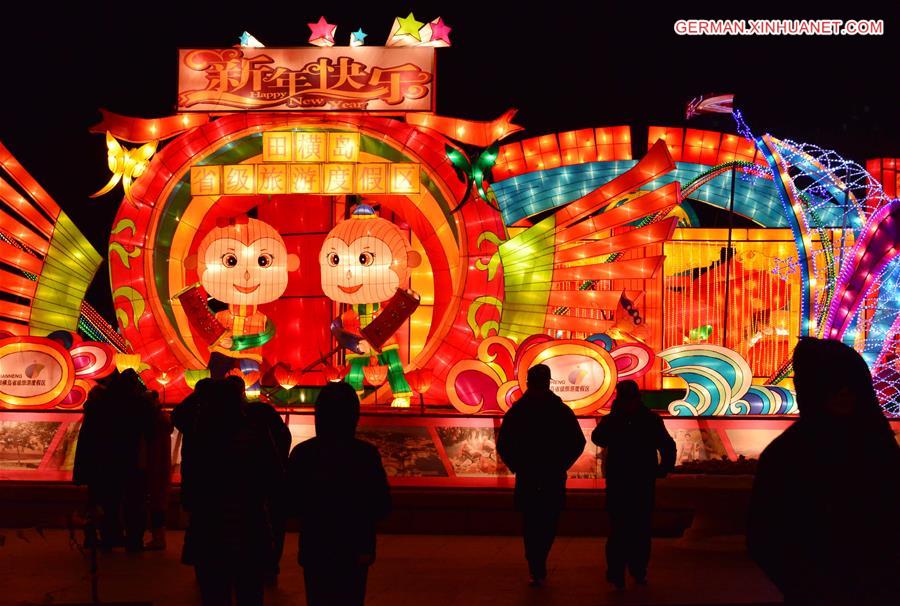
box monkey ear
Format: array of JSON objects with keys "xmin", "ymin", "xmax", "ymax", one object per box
[
  {"xmin": 407, "ymin": 250, "xmax": 422, "ymax": 269},
  {"xmin": 184, "ymin": 255, "xmax": 198, "ymax": 271},
  {"xmin": 287, "ymin": 253, "xmax": 300, "ymax": 272}
]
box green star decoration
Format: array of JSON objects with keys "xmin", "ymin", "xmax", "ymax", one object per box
[{"xmin": 397, "ymin": 12, "xmax": 425, "ymax": 41}]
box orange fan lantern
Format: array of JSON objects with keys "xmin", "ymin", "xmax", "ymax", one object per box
[
  {"xmin": 274, "ymin": 364, "xmax": 303, "ymax": 391},
  {"xmin": 226, "ymin": 367, "xmax": 260, "ymax": 388},
  {"xmin": 322, "ymin": 363, "xmax": 349, "ymax": 383},
  {"xmin": 363, "ymin": 358, "xmax": 389, "ymax": 406},
  {"xmin": 363, "ymin": 357, "xmax": 388, "ymax": 386}
]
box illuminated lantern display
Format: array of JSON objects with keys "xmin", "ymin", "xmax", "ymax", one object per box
[
  {"xmin": 3, "ymin": 27, "xmax": 900, "ymax": 434},
  {"xmin": 181, "ymin": 216, "xmax": 300, "ymax": 383},
  {"xmin": 320, "ymin": 203, "xmax": 421, "ymax": 407},
  {"xmin": 2, "ymin": 21, "xmax": 900, "ymax": 491}
]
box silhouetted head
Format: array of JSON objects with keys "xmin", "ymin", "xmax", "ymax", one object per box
[
  {"xmin": 224, "ymin": 375, "xmax": 247, "ymax": 400},
  {"xmin": 526, "ymin": 364, "xmax": 552, "ymax": 391},
  {"xmin": 612, "ymin": 379, "xmax": 643, "ymax": 414},
  {"xmin": 792, "ymin": 337, "xmax": 882, "ymax": 424},
  {"xmin": 315, "ymin": 381, "xmax": 360, "ymax": 440},
  {"xmin": 194, "ymin": 378, "xmax": 214, "ymax": 398},
  {"xmin": 203, "ymin": 379, "xmax": 244, "ymax": 425},
  {"xmin": 117, "ymin": 368, "xmax": 143, "ymax": 393}
]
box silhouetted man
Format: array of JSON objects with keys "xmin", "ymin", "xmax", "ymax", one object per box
[
  {"xmin": 592, "ymin": 379, "xmax": 675, "ymax": 589},
  {"xmin": 748, "ymin": 338, "xmax": 900, "ymax": 605},
  {"xmin": 287, "ymin": 381, "xmax": 391, "ymax": 606},
  {"xmin": 497, "ymin": 364, "xmax": 586, "ymax": 586}
]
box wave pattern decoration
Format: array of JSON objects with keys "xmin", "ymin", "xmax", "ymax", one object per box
[{"xmin": 659, "ymin": 344, "xmax": 795, "ymax": 416}]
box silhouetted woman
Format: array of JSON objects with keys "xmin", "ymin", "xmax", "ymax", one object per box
[
  {"xmin": 182, "ymin": 379, "xmax": 283, "ymax": 606},
  {"xmin": 287, "ymin": 382, "xmax": 391, "ymax": 606},
  {"xmin": 748, "ymin": 337, "xmax": 900, "ymax": 605}
]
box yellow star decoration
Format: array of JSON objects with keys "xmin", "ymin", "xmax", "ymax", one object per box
[
  {"xmin": 397, "ymin": 12, "xmax": 425, "ymax": 41},
  {"xmin": 91, "ymin": 132, "xmax": 158, "ymax": 204}
]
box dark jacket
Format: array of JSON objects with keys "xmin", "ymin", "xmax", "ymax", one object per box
[
  {"xmin": 171, "ymin": 391, "xmax": 205, "ymax": 508},
  {"xmin": 287, "ymin": 437, "xmax": 391, "ymax": 566},
  {"xmin": 73, "ymin": 382, "xmax": 155, "ymax": 487},
  {"xmin": 181, "ymin": 397, "xmax": 283, "ymax": 567},
  {"xmin": 748, "ymin": 419, "xmax": 900, "ymax": 605},
  {"xmin": 247, "ymin": 401, "xmax": 292, "ymax": 462},
  {"xmin": 591, "ymin": 405, "xmax": 675, "ymax": 497},
  {"xmin": 496, "ymin": 388, "xmax": 586, "ymax": 510}
]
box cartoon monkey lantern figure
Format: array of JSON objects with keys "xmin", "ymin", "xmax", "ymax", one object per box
[
  {"xmin": 320, "ymin": 204, "xmax": 421, "ymax": 407},
  {"xmin": 179, "ymin": 216, "xmax": 299, "ymax": 380}
]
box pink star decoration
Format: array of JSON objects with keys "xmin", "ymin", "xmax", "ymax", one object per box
[
  {"xmin": 307, "ymin": 16, "xmax": 336, "ymax": 46},
  {"xmin": 429, "ymin": 17, "xmax": 452, "ymax": 44}
]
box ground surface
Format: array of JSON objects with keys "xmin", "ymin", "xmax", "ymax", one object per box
[{"xmin": 2, "ymin": 529, "xmax": 782, "ymax": 605}]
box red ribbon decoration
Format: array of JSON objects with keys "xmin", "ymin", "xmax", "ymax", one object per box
[
  {"xmin": 89, "ymin": 109, "xmax": 210, "ymax": 143},
  {"xmin": 406, "ymin": 108, "xmax": 523, "ymax": 147}
]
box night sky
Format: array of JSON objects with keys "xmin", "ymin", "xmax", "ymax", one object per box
[{"xmin": 2, "ymin": 1, "xmax": 896, "ymax": 321}]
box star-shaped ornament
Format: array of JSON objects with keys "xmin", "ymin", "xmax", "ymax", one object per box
[
  {"xmin": 239, "ymin": 31, "xmax": 265, "ymax": 48},
  {"xmin": 350, "ymin": 28, "xmax": 367, "ymax": 47},
  {"xmin": 307, "ymin": 16, "xmax": 336, "ymax": 47},
  {"xmin": 429, "ymin": 17, "xmax": 452, "ymax": 45},
  {"xmin": 397, "ymin": 12, "xmax": 425, "ymax": 41}
]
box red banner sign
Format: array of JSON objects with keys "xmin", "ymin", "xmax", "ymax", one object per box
[{"xmin": 177, "ymin": 47, "xmax": 435, "ymax": 112}]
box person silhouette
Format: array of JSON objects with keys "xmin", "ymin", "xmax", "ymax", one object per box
[
  {"xmin": 591, "ymin": 379, "xmax": 675, "ymax": 589},
  {"xmin": 244, "ymin": 380, "xmax": 291, "ymax": 584},
  {"xmin": 287, "ymin": 381, "xmax": 391, "ymax": 606},
  {"xmin": 172, "ymin": 377, "xmax": 213, "ymax": 567},
  {"xmin": 181, "ymin": 379, "xmax": 283, "ymax": 606},
  {"xmin": 496, "ymin": 364, "xmax": 586, "ymax": 586},
  {"xmin": 145, "ymin": 389, "xmax": 173, "ymax": 550},
  {"xmin": 748, "ymin": 337, "xmax": 900, "ymax": 605},
  {"xmin": 73, "ymin": 369, "xmax": 155, "ymax": 552}
]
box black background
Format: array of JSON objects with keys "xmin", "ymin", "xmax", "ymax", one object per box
[{"xmin": 2, "ymin": 1, "xmax": 896, "ymax": 320}]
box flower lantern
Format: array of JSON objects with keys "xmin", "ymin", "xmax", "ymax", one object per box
[
  {"xmin": 405, "ymin": 367, "xmax": 434, "ymax": 409},
  {"xmin": 363, "ymin": 357, "xmax": 388, "ymax": 387},
  {"xmin": 322, "ymin": 363, "xmax": 349, "ymax": 383},
  {"xmin": 184, "ymin": 368, "xmax": 210, "ymax": 390},
  {"xmin": 274, "ymin": 364, "xmax": 302, "ymax": 391},
  {"xmin": 363, "ymin": 357, "xmax": 389, "ymax": 406},
  {"xmin": 226, "ymin": 368, "xmax": 260, "ymax": 388},
  {"xmin": 114, "ymin": 353, "xmax": 142, "ymax": 373}
]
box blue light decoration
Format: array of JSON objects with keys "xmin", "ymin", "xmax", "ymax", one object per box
[
  {"xmin": 731, "ymin": 111, "xmax": 900, "ymax": 414},
  {"xmin": 490, "ymin": 159, "xmax": 828, "ymax": 229}
]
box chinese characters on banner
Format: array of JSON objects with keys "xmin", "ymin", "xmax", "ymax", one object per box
[
  {"xmin": 177, "ymin": 47, "xmax": 435, "ymax": 112},
  {"xmin": 190, "ymin": 131, "xmax": 420, "ymax": 196}
]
